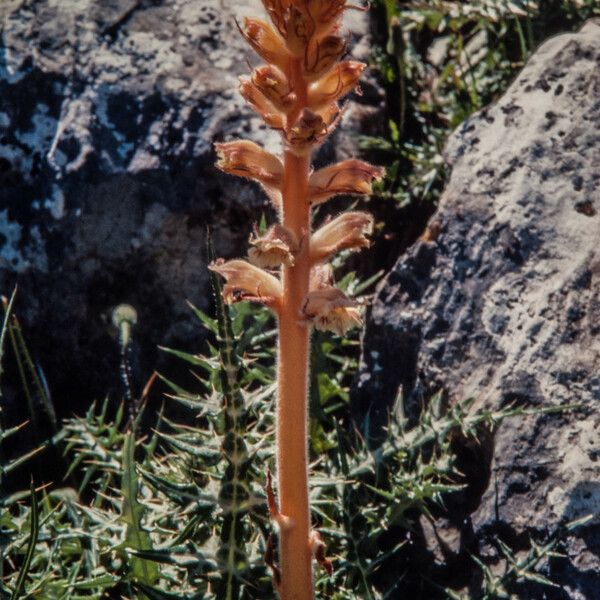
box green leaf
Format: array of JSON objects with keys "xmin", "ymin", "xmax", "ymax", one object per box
[
  {"xmin": 187, "ymin": 300, "xmax": 218, "ymax": 335},
  {"xmin": 120, "ymin": 433, "xmax": 159, "ymax": 589},
  {"xmin": 158, "ymin": 346, "xmax": 215, "ymax": 372}
]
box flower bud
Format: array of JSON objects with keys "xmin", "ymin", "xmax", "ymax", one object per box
[
  {"xmin": 239, "ymin": 78, "xmax": 285, "ymax": 129},
  {"xmin": 309, "ymin": 159, "xmax": 384, "ymax": 205},
  {"xmin": 209, "ymin": 259, "xmax": 283, "ymax": 309},
  {"xmin": 248, "ymin": 224, "xmax": 299, "ymax": 268},
  {"xmin": 310, "ymin": 211, "xmax": 373, "ymax": 264},
  {"xmin": 302, "ymin": 286, "xmax": 362, "ymax": 335},
  {"xmin": 304, "ymin": 35, "xmax": 346, "ymax": 81},
  {"xmin": 215, "ymin": 140, "xmax": 284, "ymax": 189},
  {"xmin": 251, "ymin": 65, "xmax": 296, "ymax": 113},
  {"xmin": 308, "ymin": 61, "xmax": 366, "ymax": 110},
  {"xmin": 240, "ymin": 18, "xmax": 291, "ymax": 72}
]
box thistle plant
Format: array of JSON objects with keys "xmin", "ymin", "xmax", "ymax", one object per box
[{"xmin": 209, "ymin": 1, "xmax": 383, "ymax": 597}]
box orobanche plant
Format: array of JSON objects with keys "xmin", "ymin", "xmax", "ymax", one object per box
[{"xmin": 209, "ymin": 1, "xmax": 383, "ymax": 598}]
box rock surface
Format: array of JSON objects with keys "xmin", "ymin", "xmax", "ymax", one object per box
[
  {"xmin": 354, "ymin": 20, "xmax": 600, "ymax": 598},
  {"xmin": 0, "ymin": 0, "xmax": 382, "ymax": 413}
]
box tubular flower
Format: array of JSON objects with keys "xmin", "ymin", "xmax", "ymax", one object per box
[
  {"xmin": 248, "ymin": 224, "xmax": 299, "ymax": 268},
  {"xmin": 310, "ymin": 211, "xmax": 373, "ymax": 264},
  {"xmin": 260, "ymin": 1, "xmax": 315, "ymax": 54},
  {"xmin": 239, "ymin": 78, "xmax": 285, "ymax": 129},
  {"xmin": 304, "ymin": 35, "xmax": 347, "ymax": 81},
  {"xmin": 252, "ymin": 65, "xmax": 296, "ymax": 112},
  {"xmin": 215, "ymin": 140, "xmax": 283, "ymax": 190},
  {"xmin": 309, "ymin": 159, "xmax": 385, "ymax": 205},
  {"xmin": 240, "ymin": 18, "xmax": 290, "ymax": 71},
  {"xmin": 307, "ymin": 61, "xmax": 366, "ymax": 110},
  {"xmin": 208, "ymin": 259, "xmax": 283, "ymax": 308},
  {"xmin": 283, "ymin": 5, "xmax": 314, "ymax": 56},
  {"xmin": 302, "ymin": 286, "xmax": 362, "ymax": 336}
]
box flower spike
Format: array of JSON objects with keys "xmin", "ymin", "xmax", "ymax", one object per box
[
  {"xmin": 209, "ymin": 259, "xmax": 283, "ymax": 310},
  {"xmin": 310, "ymin": 211, "xmax": 373, "ymax": 264},
  {"xmin": 213, "ymin": 0, "xmax": 381, "ymax": 596}
]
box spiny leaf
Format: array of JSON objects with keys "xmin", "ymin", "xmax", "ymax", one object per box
[
  {"xmin": 120, "ymin": 432, "xmax": 159, "ymax": 589},
  {"xmin": 0, "ymin": 287, "xmax": 17, "ymax": 394},
  {"xmin": 10, "ymin": 480, "xmax": 39, "ymax": 600}
]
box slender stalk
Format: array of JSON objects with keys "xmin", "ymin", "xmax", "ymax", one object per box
[
  {"xmin": 276, "ymin": 56, "xmax": 313, "ymax": 600},
  {"xmin": 211, "ymin": 5, "xmax": 383, "ymax": 597}
]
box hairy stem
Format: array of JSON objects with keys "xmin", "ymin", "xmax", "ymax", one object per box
[{"xmin": 276, "ymin": 56, "xmax": 313, "ymax": 600}]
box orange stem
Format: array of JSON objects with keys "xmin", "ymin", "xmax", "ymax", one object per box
[{"xmin": 276, "ymin": 57, "xmax": 313, "ymax": 600}]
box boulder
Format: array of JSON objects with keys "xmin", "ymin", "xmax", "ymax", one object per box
[
  {"xmin": 354, "ymin": 20, "xmax": 600, "ymax": 598},
  {"xmin": 0, "ymin": 0, "xmax": 382, "ymax": 414}
]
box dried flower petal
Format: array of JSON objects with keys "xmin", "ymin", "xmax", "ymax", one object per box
[
  {"xmin": 309, "ymin": 159, "xmax": 384, "ymax": 205},
  {"xmin": 310, "ymin": 211, "xmax": 373, "ymax": 264},
  {"xmin": 239, "ymin": 78, "xmax": 285, "ymax": 129},
  {"xmin": 209, "ymin": 259, "xmax": 283, "ymax": 308},
  {"xmin": 302, "ymin": 286, "xmax": 362, "ymax": 335},
  {"xmin": 240, "ymin": 18, "xmax": 291, "ymax": 72},
  {"xmin": 215, "ymin": 140, "xmax": 283, "ymax": 193},
  {"xmin": 308, "ymin": 61, "xmax": 366, "ymax": 110},
  {"xmin": 248, "ymin": 224, "xmax": 299, "ymax": 268},
  {"xmin": 251, "ymin": 65, "xmax": 296, "ymax": 113}
]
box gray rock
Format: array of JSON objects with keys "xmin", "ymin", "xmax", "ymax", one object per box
[
  {"xmin": 354, "ymin": 20, "xmax": 600, "ymax": 598},
  {"xmin": 0, "ymin": 0, "xmax": 382, "ymax": 411}
]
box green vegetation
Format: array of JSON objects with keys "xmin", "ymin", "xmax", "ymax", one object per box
[
  {"xmin": 0, "ymin": 274, "xmax": 584, "ymax": 599},
  {"xmin": 365, "ymin": 0, "xmax": 600, "ymax": 210}
]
